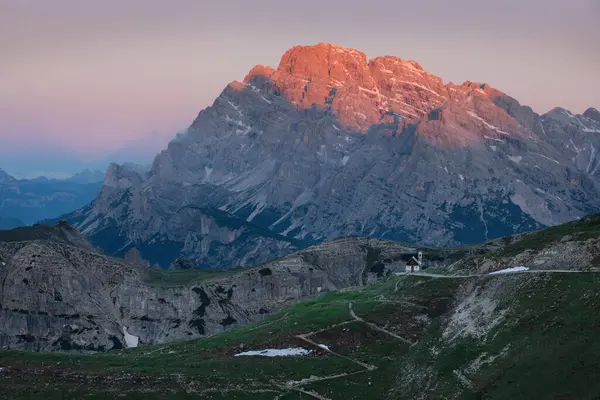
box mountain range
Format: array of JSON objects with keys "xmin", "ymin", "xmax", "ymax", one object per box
[
  {"xmin": 58, "ymin": 42, "xmax": 600, "ymax": 269},
  {"xmin": 0, "ymin": 168, "xmax": 105, "ymax": 226}
]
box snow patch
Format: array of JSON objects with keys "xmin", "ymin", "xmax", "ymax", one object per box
[
  {"xmin": 234, "ymin": 348, "xmax": 312, "ymax": 357},
  {"xmin": 359, "ymin": 86, "xmax": 380, "ymax": 96},
  {"xmin": 465, "ymin": 345, "xmax": 511, "ymax": 375},
  {"xmin": 341, "ymin": 155, "xmax": 350, "ymax": 166},
  {"xmin": 227, "ymin": 100, "xmax": 243, "ymax": 116},
  {"xmin": 458, "ymin": 174, "xmax": 465, "ymax": 181},
  {"xmin": 317, "ymin": 144, "xmax": 327, "ymax": 159},
  {"xmin": 247, "ymin": 201, "xmax": 267, "ymax": 222},
  {"xmin": 224, "ymin": 115, "xmax": 252, "ymax": 135},
  {"xmin": 467, "ymin": 112, "xmax": 510, "ymax": 135},
  {"xmin": 318, "ymin": 344, "xmax": 330, "ymax": 351},
  {"xmin": 484, "ymin": 135, "xmax": 506, "ymax": 143},
  {"xmin": 333, "ymin": 124, "xmax": 340, "ymax": 131},
  {"xmin": 488, "ymin": 266, "xmax": 529, "ymax": 275},
  {"xmin": 396, "ymin": 80, "xmax": 441, "ymax": 97},
  {"xmin": 508, "ymin": 155, "xmax": 522, "ymax": 163},
  {"xmin": 204, "ymin": 166, "xmax": 213, "ymax": 181},
  {"xmin": 532, "ymin": 152, "xmax": 561, "ymax": 165},
  {"xmin": 224, "ymin": 160, "xmax": 276, "ymax": 192},
  {"xmin": 122, "ymin": 327, "xmax": 139, "ymax": 348},
  {"xmin": 570, "ymin": 138, "xmax": 581, "ymax": 153}
]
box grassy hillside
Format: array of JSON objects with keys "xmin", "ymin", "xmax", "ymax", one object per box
[{"xmin": 2, "ymin": 270, "xmax": 600, "ymax": 399}]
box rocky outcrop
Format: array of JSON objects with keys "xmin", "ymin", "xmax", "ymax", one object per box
[
  {"xmin": 0, "ymin": 169, "xmax": 16, "ymax": 184},
  {"xmin": 3, "ymin": 216, "xmax": 600, "ymax": 353},
  {"xmin": 61, "ymin": 43, "xmax": 600, "ymax": 268},
  {"xmin": 0, "ymin": 223, "xmax": 433, "ymax": 352},
  {"xmin": 583, "ymin": 107, "xmax": 600, "ymax": 123}
]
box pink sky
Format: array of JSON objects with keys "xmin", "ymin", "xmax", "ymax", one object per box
[{"xmin": 1, "ymin": 0, "xmax": 598, "ymax": 174}]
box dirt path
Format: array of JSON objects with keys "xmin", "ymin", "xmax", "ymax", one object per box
[
  {"xmin": 348, "ymin": 303, "xmax": 414, "ymax": 345},
  {"xmin": 395, "ymin": 269, "xmax": 588, "ymax": 279},
  {"xmin": 272, "ymin": 268, "xmax": 594, "ymax": 398},
  {"xmin": 273, "ymin": 295, "xmax": 422, "ymax": 398},
  {"xmin": 296, "ymin": 333, "xmax": 376, "ymax": 371}
]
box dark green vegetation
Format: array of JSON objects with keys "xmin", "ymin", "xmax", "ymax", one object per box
[{"xmin": 3, "ymin": 269, "xmax": 600, "ymax": 399}]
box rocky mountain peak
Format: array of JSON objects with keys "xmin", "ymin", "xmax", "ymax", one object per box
[
  {"xmin": 583, "ymin": 107, "xmax": 600, "ymax": 123},
  {"xmin": 237, "ymin": 43, "xmax": 524, "ymax": 143},
  {"xmin": 243, "ymin": 64, "xmax": 275, "ymax": 86},
  {"xmin": 103, "ymin": 163, "xmax": 143, "ymax": 189},
  {"xmin": 0, "ymin": 168, "xmax": 16, "ymax": 184},
  {"xmin": 370, "ymin": 55, "xmax": 425, "ymax": 72},
  {"xmin": 543, "ymin": 107, "xmax": 580, "ymax": 125},
  {"xmin": 277, "ymin": 42, "xmax": 369, "ymax": 78},
  {"xmin": 57, "ymin": 43, "xmax": 600, "ymax": 270},
  {"xmin": 238, "ymin": 43, "xmax": 444, "ymax": 133},
  {"xmin": 65, "ymin": 168, "xmax": 105, "ymax": 184}
]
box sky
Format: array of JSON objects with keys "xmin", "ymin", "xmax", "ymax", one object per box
[{"xmin": 1, "ymin": 0, "xmax": 599, "ymax": 177}]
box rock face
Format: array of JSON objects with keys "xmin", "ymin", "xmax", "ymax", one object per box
[
  {"xmin": 62, "ymin": 43, "xmax": 600, "ymax": 268},
  {"xmin": 583, "ymin": 107, "xmax": 600, "ymax": 123},
  {"xmin": 0, "ymin": 223, "xmax": 430, "ymax": 352},
  {"xmin": 0, "ymin": 169, "xmax": 17, "ymax": 185}
]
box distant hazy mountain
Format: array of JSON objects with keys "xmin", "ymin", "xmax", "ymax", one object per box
[
  {"xmin": 0, "ymin": 169, "xmax": 17, "ymax": 184},
  {"xmin": 59, "ymin": 43, "xmax": 600, "ymax": 269},
  {"xmin": 64, "ymin": 169, "xmax": 105, "ymax": 184},
  {"xmin": 0, "ymin": 168, "xmax": 103, "ymax": 225}
]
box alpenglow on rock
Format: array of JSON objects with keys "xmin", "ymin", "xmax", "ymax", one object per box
[{"xmin": 61, "ymin": 43, "xmax": 600, "ymax": 268}]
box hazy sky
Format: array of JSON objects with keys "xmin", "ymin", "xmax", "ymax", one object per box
[{"xmin": 1, "ymin": 0, "xmax": 598, "ymax": 177}]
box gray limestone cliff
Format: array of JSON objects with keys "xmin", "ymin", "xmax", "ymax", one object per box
[
  {"xmin": 3, "ymin": 216, "xmax": 600, "ymax": 353},
  {"xmin": 0, "ymin": 223, "xmax": 429, "ymax": 352}
]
